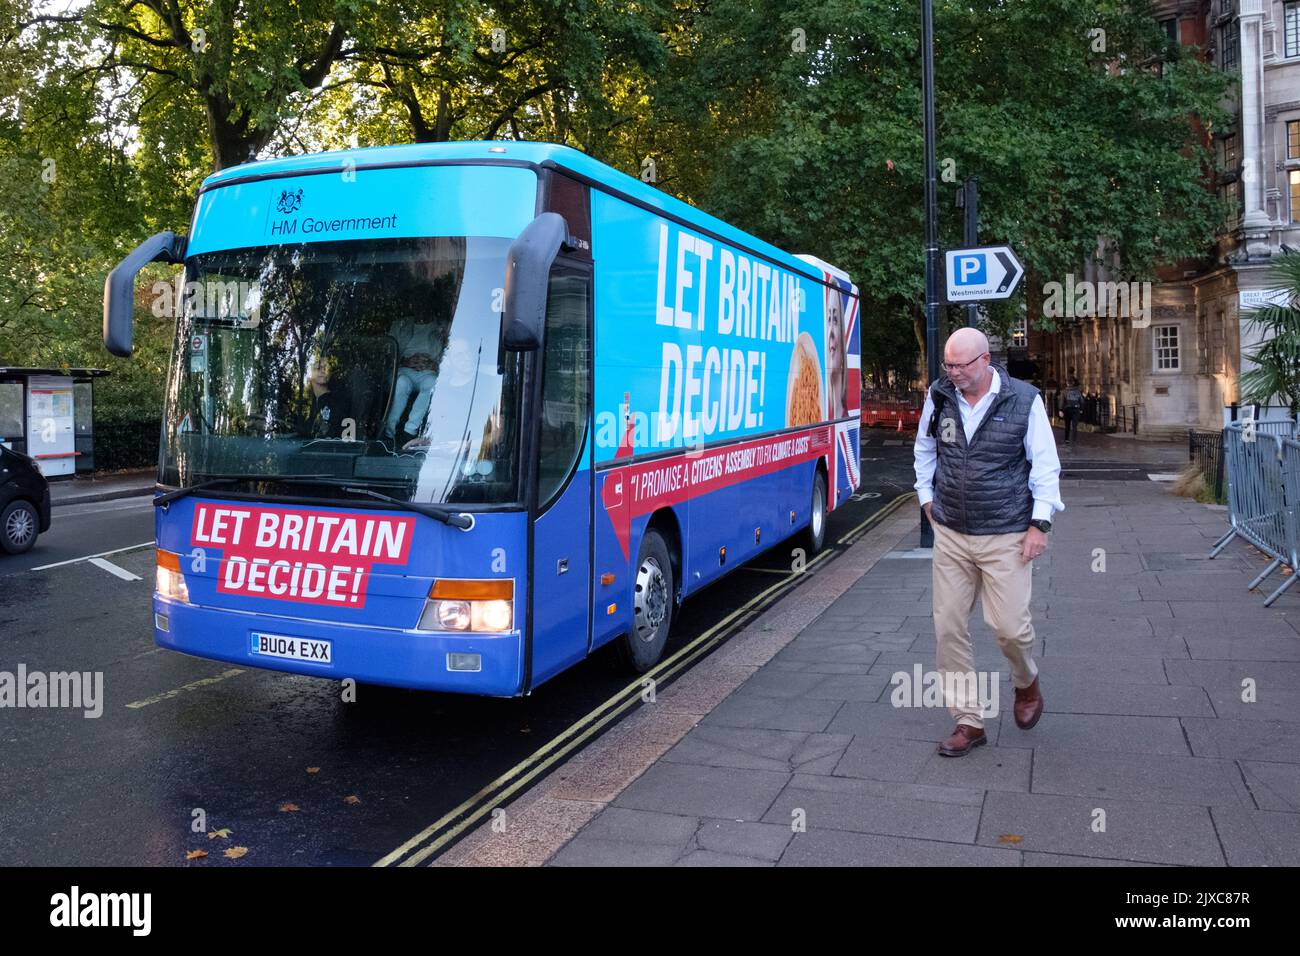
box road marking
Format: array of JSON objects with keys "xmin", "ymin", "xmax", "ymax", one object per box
[
  {"xmin": 376, "ymin": 491, "xmax": 915, "ymax": 868},
  {"xmin": 1147, "ymin": 473, "xmax": 1180, "ymax": 482},
  {"xmin": 30, "ymin": 541, "xmax": 154, "ymax": 572},
  {"xmin": 88, "ymin": 557, "xmax": 142, "ymax": 581},
  {"xmin": 125, "ymin": 668, "xmax": 247, "ymax": 709},
  {"xmin": 742, "ymin": 566, "xmax": 796, "ymax": 576}
]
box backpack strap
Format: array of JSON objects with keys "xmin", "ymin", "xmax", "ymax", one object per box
[{"xmin": 926, "ymin": 390, "xmax": 946, "ymax": 438}]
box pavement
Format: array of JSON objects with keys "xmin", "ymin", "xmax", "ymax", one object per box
[
  {"xmin": 47, "ymin": 469, "xmax": 154, "ymax": 507},
  {"xmin": 436, "ymin": 430, "xmax": 1300, "ymax": 867}
]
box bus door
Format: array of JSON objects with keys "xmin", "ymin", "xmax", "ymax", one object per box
[{"xmin": 528, "ymin": 262, "xmax": 594, "ymax": 688}]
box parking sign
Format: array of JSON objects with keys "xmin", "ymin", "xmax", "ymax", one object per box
[{"xmin": 943, "ymin": 246, "xmax": 1023, "ymax": 302}]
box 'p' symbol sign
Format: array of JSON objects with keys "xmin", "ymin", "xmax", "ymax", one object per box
[{"xmin": 956, "ymin": 255, "xmax": 986, "ymax": 286}]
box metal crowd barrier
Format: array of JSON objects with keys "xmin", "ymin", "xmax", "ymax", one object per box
[{"xmin": 1210, "ymin": 420, "xmax": 1300, "ymax": 606}]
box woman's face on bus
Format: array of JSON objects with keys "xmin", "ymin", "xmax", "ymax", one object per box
[{"xmin": 826, "ymin": 297, "xmax": 844, "ymax": 371}]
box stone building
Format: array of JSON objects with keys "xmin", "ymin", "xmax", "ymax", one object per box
[{"xmin": 1029, "ymin": 1, "xmax": 1298, "ymax": 437}]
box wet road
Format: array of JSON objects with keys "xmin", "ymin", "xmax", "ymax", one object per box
[{"xmin": 0, "ymin": 432, "xmax": 926, "ymax": 865}]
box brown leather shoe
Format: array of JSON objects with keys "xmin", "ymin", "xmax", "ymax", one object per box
[
  {"xmin": 937, "ymin": 724, "xmax": 987, "ymax": 757},
  {"xmin": 1014, "ymin": 677, "xmax": 1044, "ymax": 729}
]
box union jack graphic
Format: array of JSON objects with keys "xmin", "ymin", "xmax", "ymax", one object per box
[
  {"xmin": 839, "ymin": 424, "xmax": 861, "ymax": 488},
  {"xmin": 829, "ymin": 421, "xmax": 861, "ymax": 509}
]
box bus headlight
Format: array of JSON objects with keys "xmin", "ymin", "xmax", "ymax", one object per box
[
  {"xmin": 474, "ymin": 599, "xmax": 513, "ymax": 632},
  {"xmin": 418, "ymin": 579, "xmax": 514, "ymax": 633},
  {"xmin": 426, "ymin": 599, "xmax": 471, "ymax": 631},
  {"xmin": 156, "ymin": 550, "xmax": 190, "ymax": 603}
]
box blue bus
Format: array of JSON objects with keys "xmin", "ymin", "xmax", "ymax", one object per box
[{"xmin": 103, "ymin": 142, "xmax": 861, "ymax": 695}]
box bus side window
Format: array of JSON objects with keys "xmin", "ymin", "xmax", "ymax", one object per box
[{"xmin": 537, "ymin": 270, "xmax": 590, "ymax": 509}]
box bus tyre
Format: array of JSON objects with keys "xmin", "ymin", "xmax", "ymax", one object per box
[
  {"xmin": 1, "ymin": 500, "xmax": 39, "ymax": 555},
  {"xmin": 618, "ymin": 529, "xmax": 674, "ymax": 673},
  {"xmin": 804, "ymin": 470, "xmax": 828, "ymax": 555}
]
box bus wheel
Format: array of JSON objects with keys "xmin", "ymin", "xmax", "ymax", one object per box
[
  {"xmin": 1, "ymin": 500, "xmax": 39, "ymax": 555},
  {"xmin": 618, "ymin": 529, "xmax": 674, "ymax": 673},
  {"xmin": 804, "ymin": 470, "xmax": 828, "ymax": 554}
]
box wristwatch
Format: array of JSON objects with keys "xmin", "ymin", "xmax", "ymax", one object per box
[{"xmin": 1029, "ymin": 519, "xmax": 1052, "ymax": 534}]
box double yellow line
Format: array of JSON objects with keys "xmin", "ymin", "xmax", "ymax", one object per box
[{"xmin": 374, "ymin": 492, "xmax": 915, "ymax": 867}]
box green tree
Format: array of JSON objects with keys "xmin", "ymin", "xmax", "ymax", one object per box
[
  {"xmin": 646, "ymin": 0, "xmax": 1230, "ymax": 376},
  {"xmin": 0, "ymin": 1, "xmax": 666, "ymax": 422}
]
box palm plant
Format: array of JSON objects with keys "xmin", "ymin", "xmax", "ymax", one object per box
[{"xmin": 1239, "ymin": 252, "xmax": 1300, "ymax": 420}]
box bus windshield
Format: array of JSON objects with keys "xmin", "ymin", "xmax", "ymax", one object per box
[{"xmin": 161, "ymin": 235, "xmax": 524, "ymax": 506}]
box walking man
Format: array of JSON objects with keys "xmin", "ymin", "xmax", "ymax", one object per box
[{"xmin": 913, "ymin": 328, "xmax": 1064, "ymax": 756}]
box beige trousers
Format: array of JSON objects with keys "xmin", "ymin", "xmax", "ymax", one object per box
[{"xmin": 931, "ymin": 518, "xmax": 1039, "ymax": 729}]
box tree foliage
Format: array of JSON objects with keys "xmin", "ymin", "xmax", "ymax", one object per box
[{"xmin": 0, "ymin": 0, "xmax": 1230, "ymax": 420}]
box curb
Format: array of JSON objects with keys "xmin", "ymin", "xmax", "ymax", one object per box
[
  {"xmin": 427, "ymin": 498, "xmax": 922, "ymax": 867},
  {"xmin": 51, "ymin": 486, "xmax": 155, "ymax": 508}
]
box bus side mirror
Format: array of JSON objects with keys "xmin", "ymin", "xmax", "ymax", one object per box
[
  {"xmin": 103, "ymin": 231, "xmax": 188, "ymax": 357},
  {"xmin": 501, "ymin": 212, "xmax": 569, "ymax": 354}
]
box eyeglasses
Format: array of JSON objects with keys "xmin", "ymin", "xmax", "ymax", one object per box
[{"xmin": 942, "ymin": 352, "xmax": 988, "ymax": 372}]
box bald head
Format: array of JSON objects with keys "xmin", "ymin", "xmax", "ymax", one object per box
[
  {"xmin": 945, "ymin": 327, "xmax": 989, "ymax": 363},
  {"xmin": 942, "ymin": 327, "xmax": 992, "ymax": 396}
]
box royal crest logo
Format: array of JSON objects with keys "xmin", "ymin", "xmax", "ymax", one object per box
[{"xmin": 276, "ymin": 188, "xmax": 304, "ymax": 214}]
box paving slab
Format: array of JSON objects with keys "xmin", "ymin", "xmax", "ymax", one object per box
[{"xmin": 460, "ymin": 468, "xmax": 1300, "ymax": 868}]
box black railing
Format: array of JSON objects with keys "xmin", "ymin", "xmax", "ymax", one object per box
[
  {"xmin": 1043, "ymin": 390, "xmax": 1141, "ymax": 434},
  {"xmin": 1115, "ymin": 404, "xmax": 1140, "ymax": 434},
  {"xmin": 1189, "ymin": 428, "xmax": 1226, "ymax": 501}
]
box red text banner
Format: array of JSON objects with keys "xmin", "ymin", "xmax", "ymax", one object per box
[
  {"xmin": 191, "ymin": 504, "xmax": 416, "ymax": 607},
  {"xmin": 600, "ymin": 425, "xmax": 830, "ymax": 559}
]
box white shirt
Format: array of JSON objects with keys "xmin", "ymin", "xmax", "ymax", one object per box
[{"xmin": 913, "ymin": 369, "xmax": 1064, "ymax": 523}]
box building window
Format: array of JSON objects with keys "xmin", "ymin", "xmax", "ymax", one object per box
[
  {"xmin": 1010, "ymin": 315, "xmax": 1027, "ymax": 348},
  {"xmin": 1288, "ymin": 3, "xmax": 1300, "ymax": 58},
  {"xmin": 1224, "ymin": 133, "xmax": 1239, "ymax": 169},
  {"xmin": 1154, "ymin": 325, "xmax": 1180, "ymax": 371},
  {"xmin": 1222, "ymin": 19, "xmax": 1240, "ymax": 71},
  {"xmin": 1161, "ymin": 18, "xmax": 1177, "ymax": 44},
  {"xmin": 1223, "ymin": 177, "xmax": 1240, "ymax": 223},
  {"xmin": 1291, "ymin": 170, "xmax": 1300, "ymax": 222}
]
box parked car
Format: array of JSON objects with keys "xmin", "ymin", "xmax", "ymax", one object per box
[{"xmin": 0, "ymin": 444, "xmax": 51, "ymax": 554}]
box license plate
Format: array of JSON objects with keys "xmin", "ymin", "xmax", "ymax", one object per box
[{"xmin": 250, "ymin": 632, "xmax": 332, "ymax": 664}]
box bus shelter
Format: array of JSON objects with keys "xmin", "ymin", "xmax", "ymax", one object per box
[{"xmin": 0, "ymin": 367, "xmax": 110, "ymax": 476}]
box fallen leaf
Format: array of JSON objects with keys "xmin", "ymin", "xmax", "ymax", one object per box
[
  {"xmin": 207, "ymin": 828, "xmax": 232, "ymax": 840},
  {"xmin": 306, "ymin": 767, "xmax": 320, "ymax": 774},
  {"xmin": 997, "ymin": 833, "xmax": 1023, "ymax": 845},
  {"xmin": 186, "ymin": 849, "xmax": 208, "ymax": 860},
  {"xmin": 279, "ymin": 802, "xmax": 300, "ymax": 812},
  {"xmin": 343, "ymin": 795, "xmax": 361, "ymax": 806},
  {"xmin": 224, "ymin": 846, "xmax": 249, "ymax": 859}
]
